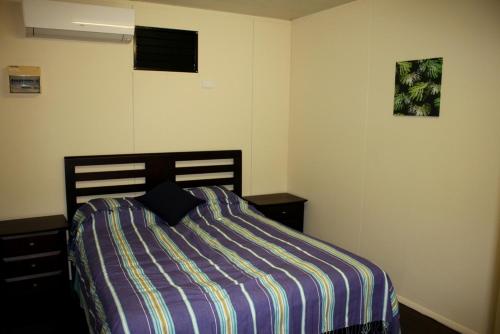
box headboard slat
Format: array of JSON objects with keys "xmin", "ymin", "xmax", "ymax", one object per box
[
  {"xmin": 75, "ymin": 170, "xmax": 145, "ymax": 181},
  {"xmin": 175, "ymin": 165, "xmax": 234, "ymax": 175},
  {"xmin": 176, "ymin": 178, "xmax": 235, "ymax": 188},
  {"xmin": 75, "ymin": 184, "xmax": 146, "ymax": 197}
]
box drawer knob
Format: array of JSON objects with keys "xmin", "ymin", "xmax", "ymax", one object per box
[
  {"xmin": 33, "ymin": 283, "xmax": 38, "ymax": 288},
  {"xmin": 29, "ymin": 242, "xmax": 35, "ymax": 247},
  {"xmin": 31, "ymin": 263, "xmax": 37, "ymax": 268},
  {"xmin": 281, "ymin": 211, "xmax": 287, "ymax": 214}
]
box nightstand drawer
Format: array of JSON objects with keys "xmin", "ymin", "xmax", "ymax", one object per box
[
  {"xmin": 0, "ymin": 231, "xmax": 63, "ymax": 257},
  {"xmin": 278, "ymin": 218, "xmax": 303, "ymax": 232},
  {"xmin": 2, "ymin": 252, "xmax": 63, "ymax": 278},
  {"xmin": 258, "ymin": 203, "xmax": 304, "ymax": 222},
  {"xmin": 4, "ymin": 272, "xmax": 64, "ymax": 296}
]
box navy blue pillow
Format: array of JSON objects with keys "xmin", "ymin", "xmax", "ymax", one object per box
[{"xmin": 136, "ymin": 181, "xmax": 205, "ymax": 226}]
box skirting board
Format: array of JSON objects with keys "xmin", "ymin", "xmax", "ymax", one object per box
[{"xmin": 398, "ymin": 295, "xmax": 478, "ymax": 334}]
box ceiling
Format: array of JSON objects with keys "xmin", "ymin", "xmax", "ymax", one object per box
[{"xmin": 132, "ymin": 0, "xmax": 356, "ymax": 20}]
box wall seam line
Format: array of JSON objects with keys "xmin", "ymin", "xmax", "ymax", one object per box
[
  {"xmin": 358, "ymin": 0, "xmax": 374, "ymax": 255},
  {"xmin": 249, "ymin": 18, "xmax": 256, "ymax": 195},
  {"xmin": 131, "ymin": 69, "xmax": 136, "ymax": 153},
  {"xmin": 286, "ymin": 19, "xmax": 293, "ymax": 193}
]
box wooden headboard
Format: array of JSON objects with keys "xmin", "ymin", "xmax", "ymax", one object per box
[{"xmin": 64, "ymin": 150, "xmax": 242, "ymax": 220}]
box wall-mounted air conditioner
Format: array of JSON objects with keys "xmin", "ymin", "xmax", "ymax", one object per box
[{"xmin": 22, "ymin": 0, "xmax": 135, "ymax": 43}]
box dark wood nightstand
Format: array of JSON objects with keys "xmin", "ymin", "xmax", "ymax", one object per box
[
  {"xmin": 244, "ymin": 193, "xmax": 307, "ymax": 232},
  {"xmin": 0, "ymin": 215, "xmax": 69, "ymax": 333}
]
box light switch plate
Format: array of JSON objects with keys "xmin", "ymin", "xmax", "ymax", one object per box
[{"xmin": 201, "ymin": 80, "xmax": 215, "ymax": 89}]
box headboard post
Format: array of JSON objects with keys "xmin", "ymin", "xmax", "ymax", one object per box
[
  {"xmin": 145, "ymin": 157, "xmax": 175, "ymax": 191},
  {"xmin": 233, "ymin": 151, "xmax": 242, "ymax": 197},
  {"xmin": 64, "ymin": 158, "xmax": 78, "ymax": 221}
]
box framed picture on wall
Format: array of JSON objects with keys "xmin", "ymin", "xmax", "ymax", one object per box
[{"xmin": 393, "ymin": 57, "xmax": 443, "ymax": 117}]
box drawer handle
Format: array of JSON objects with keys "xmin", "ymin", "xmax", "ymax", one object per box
[
  {"xmin": 32, "ymin": 283, "xmax": 38, "ymax": 288},
  {"xmin": 29, "ymin": 242, "xmax": 35, "ymax": 247},
  {"xmin": 31, "ymin": 263, "xmax": 37, "ymax": 268},
  {"xmin": 281, "ymin": 211, "xmax": 287, "ymax": 214}
]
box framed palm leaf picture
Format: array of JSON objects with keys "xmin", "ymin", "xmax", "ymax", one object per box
[{"xmin": 394, "ymin": 57, "xmax": 443, "ymax": 117}]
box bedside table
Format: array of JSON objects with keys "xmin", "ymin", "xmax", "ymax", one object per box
[
  {"xmin": 244, "ymin": 193, "xmax": 307, "ymax": 232},
  {"xmin": 0, "ymin": 215, "xmax": 69, "ymax": 333}
]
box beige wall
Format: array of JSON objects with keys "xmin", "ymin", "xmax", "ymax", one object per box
[
  {"xmin": 250, "ymin": 18, "xmax": 290, "ymax": 195},
  {"xmin": 0, "ymin": 0, "xmax": 290, "ymax": 220},
  {"xmin": 289, "ymin": 0, "xmax": 371, "ymax": 251},
  {"xmin": 289, "ymin": 0, "xmax": 500, "ymax": 333}
]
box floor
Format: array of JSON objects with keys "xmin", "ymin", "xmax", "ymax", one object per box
[{"xmin": 399, "ymin": 304, "xmax": 459, "ymax": 334}]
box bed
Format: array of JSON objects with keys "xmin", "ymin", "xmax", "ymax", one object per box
[{"xmin": 65, "ymin": 150, "xmax": 400, "ymax": 334}]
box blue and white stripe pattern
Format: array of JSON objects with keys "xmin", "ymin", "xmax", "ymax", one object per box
[{"xmin": 70, "ymin": 186, "xmax": 400, "ymax": 334}]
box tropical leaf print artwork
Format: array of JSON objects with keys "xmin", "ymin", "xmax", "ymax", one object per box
[{"xmin": 394, "ymin": 57, "xmax": 443, "ymax": 117}]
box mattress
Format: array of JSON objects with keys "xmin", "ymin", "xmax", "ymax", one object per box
[{"xmin": 69, "ymin": 186, "xmax": 399, "ymax": 334}]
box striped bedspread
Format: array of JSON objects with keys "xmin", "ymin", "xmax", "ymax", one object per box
[{"xmin": 70, "ymin": 186, "xmax": 399, "ymax": 334}]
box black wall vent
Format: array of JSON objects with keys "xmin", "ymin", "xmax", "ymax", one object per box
[{"xmin": 134, "ymin": 26, "xmax": 198, "ymax": 73}]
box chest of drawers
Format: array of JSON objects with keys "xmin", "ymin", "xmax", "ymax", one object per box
[
  {"xmin": 0, "ymin": 215, "xmax": 69, "ymax": 332},
  {"xmin": 244, "ymin": 193, "xmax": 307, "ymax": 232}
]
